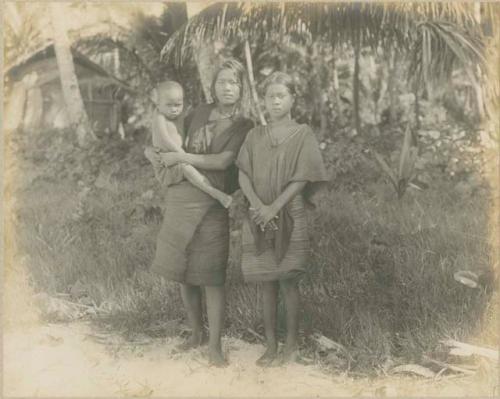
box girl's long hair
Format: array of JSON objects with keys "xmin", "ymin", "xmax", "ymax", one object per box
[{"xmin": 210, "ymin": 58, "xmax": 253, "ymax": 119}]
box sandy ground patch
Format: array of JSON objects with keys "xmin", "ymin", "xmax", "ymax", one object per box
[{"xmin": 3, "ymin": 320, "xmax": 499, "ymax": 398}]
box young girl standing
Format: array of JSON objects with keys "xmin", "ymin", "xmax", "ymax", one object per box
[{"xmin": 236, "ymin": 72, "xmax": 327, "ymax": 366}]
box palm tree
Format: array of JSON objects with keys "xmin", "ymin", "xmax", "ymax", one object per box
[
  {"xmin": 161, "ymin": 2, "xmax": 493, "ymax": 131},
  {"xmin": 50, "ymin": 3, "xmax": 94, "ymax": 146}
]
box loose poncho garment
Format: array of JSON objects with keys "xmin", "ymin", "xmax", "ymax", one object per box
[{"xmin": 236, "ymin": 123, "xmax": 327, "ymax": 282}]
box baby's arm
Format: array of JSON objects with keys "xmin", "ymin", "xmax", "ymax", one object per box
[{"xmin": 153, "ymin": 113, "xmax": 184, "ymax": 153}]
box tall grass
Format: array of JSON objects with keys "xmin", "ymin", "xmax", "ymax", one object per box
[
  {"xmin": 302, "ymin": 187, "xmax": 494, "ymax": 367},
  {"xmin": 7, "ymin": 128, "xmax": 496, "ymax": 371}
]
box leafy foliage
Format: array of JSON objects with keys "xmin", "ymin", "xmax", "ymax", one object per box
[
  {"xmin": 373, "ymin": 124, "xmax": 419, "ymax": 199},
  {"xmin": 162, "ymin": 2, "xmax": 488, "ymax": 85}
]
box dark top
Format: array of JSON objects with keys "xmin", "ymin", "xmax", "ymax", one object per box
[{"xmin": 182, "ymin": 103, "xmax": 254, "ymax": 194}]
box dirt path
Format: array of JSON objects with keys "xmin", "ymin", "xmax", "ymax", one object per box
[{"xmin": 3, "ymin": 320, "xmax": 498, "ymax": 398}]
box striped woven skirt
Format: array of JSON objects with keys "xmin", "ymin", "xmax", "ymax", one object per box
[
  {"xmin": 241, "ymin": 195, "xmax": 310, "ymax": 282},
  {"xmin": 151, "ymin": 181, "xmax": 229, "ymax": 286}
]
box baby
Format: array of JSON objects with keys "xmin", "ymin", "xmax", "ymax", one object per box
[{"xmin": 144, "ymin": 81, "xmax": 232, "ymax": 208}]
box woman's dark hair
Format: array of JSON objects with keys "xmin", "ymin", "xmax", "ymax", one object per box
[
  {"xmin": 261, "ymin": 71, "xmax": 296, "ymax": 96},
  {"xmin": 210, "ymin": 58, "xmax": 252, "ymax": 118}
]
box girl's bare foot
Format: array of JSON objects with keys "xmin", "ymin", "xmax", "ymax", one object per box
[
  {"xmin": 174, "ymin": 332, "xmax": 206, "ymax": 352},
  {"xmin": 256, "ymin": 348, "xmax": 278, "ymax": 367},
  {"xmin": 208, "ymin": 347, "xmax": 228, "ymax": 367},
  {"xmin": 280, "ymin": 345, "xmax": 300, "ymax": 364}
]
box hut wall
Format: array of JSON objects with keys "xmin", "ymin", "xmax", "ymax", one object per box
[
  {"xmin": 23, "ymin": 86, "xmax": 44, "ymax": 130},
  {"xmin": 7, "ymin": 54, "xmax": 121, "ymax": 133},
  {"xmin": 42, "ymin": 82, "xmax": 70, "ymax": 129}
]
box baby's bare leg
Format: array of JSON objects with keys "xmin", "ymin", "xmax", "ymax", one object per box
[
  {"xmin": 154, "ymin": 117, "xmax": 231, "ymax": 206},
  {"xmin": 181, "ymin": 164, "xmax": 232, "ymax": 208}
]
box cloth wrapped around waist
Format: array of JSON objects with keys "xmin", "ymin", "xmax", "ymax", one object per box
[{"xmin": 151, "ymin": 181, "xmax": 225, "ymax": 281}]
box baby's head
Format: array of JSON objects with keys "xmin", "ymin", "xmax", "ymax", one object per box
[{"xmin": 152, "ymin": 81, "xmax": 184, "ymax": 120}]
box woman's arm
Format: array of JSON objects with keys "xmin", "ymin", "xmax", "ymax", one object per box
[{"xmin": 160, "ymin": 151, "xmax": 235, "ymax": 171}]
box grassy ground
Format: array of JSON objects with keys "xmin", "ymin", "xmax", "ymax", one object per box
[{"xmin": 5, "ymin": 127, "xmax": 498, "ymax": 373}]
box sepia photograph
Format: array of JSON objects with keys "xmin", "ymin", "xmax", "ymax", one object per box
[{"xmin": 2, "ymin": 1, "xmax": 499, "ymax": 397}]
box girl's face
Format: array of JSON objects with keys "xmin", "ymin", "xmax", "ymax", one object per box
[
  {"xmin": 264, "ymin": 83, "xmax": 294, "ymax": 121},
  {"xmin": 214, "ymin": 69, "xmax": 241, "ymax": 106}
]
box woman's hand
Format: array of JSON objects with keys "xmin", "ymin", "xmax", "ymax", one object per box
[
  {"xmin": 250, "ymin": 204, "xmax": 279, "ymax": 229},
  {"xmin": 160, "ymin": 152, "xmax": 184, "ymax": 167}
]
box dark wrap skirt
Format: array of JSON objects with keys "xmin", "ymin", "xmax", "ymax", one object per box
[{"xmin": 151, "ymin": 181, "xmax": 228, "ymax": 286}]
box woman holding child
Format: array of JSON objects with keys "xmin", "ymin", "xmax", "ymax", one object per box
[
  {"xmin": 149, "ymin": 59, "xmax": 253, "ymax": 366},
  {"xmin": 149, "ymin": 61, "xmax": 327, "ymax": 368}
]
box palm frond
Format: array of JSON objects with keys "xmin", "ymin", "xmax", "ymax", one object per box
[
  {"xmin": 408, "ymin": 21, "xmax": 485, "ymax": 87},
  {"xmin": 373, "ymin": 150, "xmax": 398, "ymax": 192},
  {"xmin": 162, "ymin": 2, "xmax": 484, "ymax": 61},
  {"xmin": 159, "ymin": 1, "xmax": 487, "ymax": 109}
]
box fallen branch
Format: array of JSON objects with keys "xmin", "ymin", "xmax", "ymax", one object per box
[
  {"xmin": 390, "ymin": 364, "xmax": 436, "ymax": 378},
  {"xmin": 312, "ymin": 333, "xmax": 347, "ymax": 353},
  {"xmin": 246, "ymin": 327, "xmax": 264, "ymax": 341},
  {"xmin": 441, "ymin": 339, "xmax": 499, "ymax": 361},
  {"xmin": 423, "ymin": 355, "xmax": 476, "ymax": 376}
]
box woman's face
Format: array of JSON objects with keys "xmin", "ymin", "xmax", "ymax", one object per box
[
  {"xmin": 214, "ymin": 69, "xmax": 241, "ymax": 106},
  {"xmin": 264, "ymin": 83, "xmax": 294, "ymax": 121}
]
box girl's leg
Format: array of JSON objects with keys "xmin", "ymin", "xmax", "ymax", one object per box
[
  {"xmin": 181, "ymin": 165, "xmax": 232, "ymax": 208},
  {"xmin": 205, "ymin": 285, "xmax": 227, "ymax": 366},
  {"xmin": 256, "ymin": 281, "xmax": 279, "ymax": 366},
  {"xmin": 178, "ymin": 283, "xmax": 205, "ymax": 350},
  {"xmin": 280, "ymin": 278, "xmax": 300, "ymax": 361}
]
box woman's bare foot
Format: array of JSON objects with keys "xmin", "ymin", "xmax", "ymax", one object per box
[
  {"xmin": 256, "ymin": 347, "xmax": 277, "ymax": 367},
  {"xmin": 208, "ymin": 347, "xmax": 228, "ymax": 367}
]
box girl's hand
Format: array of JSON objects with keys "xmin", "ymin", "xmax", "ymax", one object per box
[
  {"xmin": 251, "ymin": 204, "xmax": 279, "ymax": 227},
  {"xmin": 160, "ymin": 152, "xmax": 183, "ymax": 166}
]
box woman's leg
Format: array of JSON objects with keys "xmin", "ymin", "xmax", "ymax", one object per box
[
  {"xmin": 280, "ymin": 278, "xmax": 300, "ymax": 361},
  {"xmin": 256, "ymin": 281, "xmax": 279, "ymax": 366},
  {"xmin": 178, "ymin": 283, "xmax": 204, "ymax": 350},
  {"xmin": 205, "ymin": 285, "xmax": 227, "ymax": 366}
]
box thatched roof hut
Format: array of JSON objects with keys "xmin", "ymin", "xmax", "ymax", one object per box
[{"xmin": 5, "ymin": 43, "xmax": 131, "ymax": 134}]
